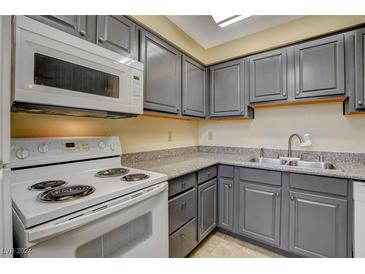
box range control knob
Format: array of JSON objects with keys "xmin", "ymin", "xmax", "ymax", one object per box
[
  {"xmin": 16, "ymin": 148, "xmax": 30, "ymax": 160},
  {"xmin": 110, "ymin": 143, "xmax": 116, "ymax": 151},
  {"xmin": 98, "ymin": 141, "xmax": 106, "ymax": 149},
  {"xmin": 38, "ymin": 144, "xmax": 49, "ymax": 153}
]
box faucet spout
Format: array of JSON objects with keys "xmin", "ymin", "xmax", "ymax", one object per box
[{"xmin": 287, "ymin": 133, "xmax": 304, "ymax": 158}]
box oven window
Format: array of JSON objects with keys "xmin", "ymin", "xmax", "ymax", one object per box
[{"xmin": 34, "ymin": 53, "xmax": 119, "ymax": 98}]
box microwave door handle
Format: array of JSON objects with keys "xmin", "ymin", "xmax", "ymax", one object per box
[{"xmin": 27, "ymin": 182, "xmax": 167, "ymax": 243}]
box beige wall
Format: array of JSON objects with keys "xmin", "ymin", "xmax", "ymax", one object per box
[
  {"xmin": 12, "ymin": 113, "xmax": 199, "ymax": 154},
  {"xmin": 198, "ymin": 103, "xmax": 365, "ymax": 153},
  {"xmin": 133, "ymin": 15, "xmax": 365, "ymax": 65}
]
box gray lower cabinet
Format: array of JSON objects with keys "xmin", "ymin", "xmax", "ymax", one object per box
[
  {"xmin": 288, "ymin": 191, "xmax": 348, "ymax": 258},
  {"xmin": 249, "ymin": 48, "xmax": 288, "ymax": 103},
  {"xmin": 238, "ymin": 182, "xmax": 281, "ymax": 247},
  {"xmin": 294, "ymin": 34, "xmax": 345, "ymax": 98},
  {"xmin": 96, "ymin": 16, "xmax": 137, "ymax": 59},
  {"xmin": 198, "ymin": 178, "xmax": 218, "ymax": 241},
  {"xmin": 355, "ymin": 27, "xmax": 365, "ymax": 109},
  {"xmin": 182, "ymin": 56, "xmax": 207, "ymax": 117},
  {"xmin": 210, "ymin": 59, "xmax": 245, "ymax": 117},
  {"xmin": 28, "ymin": 16, "xmax": 91, "ymax": 40},
  {"xmin": 140, "ymin": 30, "xmax": 182, "ymax": 114},
  {"xmin": 218, "ymin": 178, "xmax": 234, "ymax": 231}
]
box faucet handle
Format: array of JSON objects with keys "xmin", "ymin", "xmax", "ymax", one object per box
[
  {"xmin": 259, "ymin": 147, "xmax": 264, "ymax": 158},
  {"xmin": 319, "ymin": 155, "xmax": 324, "ymax": 162}
]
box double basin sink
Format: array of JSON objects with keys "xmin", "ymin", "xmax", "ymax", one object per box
[{"xmin": 248, "ymin": 157, "xmax": 338, "ymax": 170}]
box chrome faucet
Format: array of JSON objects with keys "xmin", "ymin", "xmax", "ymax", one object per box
[
  {"xmin": 259, "ymin": 147, "xmax": 264, "ymax": 158},
  {"xmin": 287, "ymin": 133, "xmax": 304, "ymax": 158}
]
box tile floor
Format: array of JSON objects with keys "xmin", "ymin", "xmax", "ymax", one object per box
[{"xmin": 188, "ymin": 231, "xmax": 285, "ymax": 258}]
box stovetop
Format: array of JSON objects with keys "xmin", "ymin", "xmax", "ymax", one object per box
[{"xmin": 11, "ymin": 157, "xmax": 167, "ymax": 228}]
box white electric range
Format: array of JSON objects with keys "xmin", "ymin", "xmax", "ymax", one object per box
[{"xmin": 10, "ymin": 136, "xmax": 168, "ymax": 258}]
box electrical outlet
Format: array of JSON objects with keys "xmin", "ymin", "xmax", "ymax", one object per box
[
  {"xmin": 168, "ymin": 131, "xmax": 172, "ymax": 142},
  {"xmin": 208, "ymin": 131, "xmax": 213, "ymax": 140}
]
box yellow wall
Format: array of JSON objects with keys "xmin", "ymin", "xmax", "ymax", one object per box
[
  {"xmin": 132, "ymin": 15, "xmax": 365, "ymax": 65},
  {"xmin": 12, "ymin": 113, "xmax": 199, "ymax": 153},
  {"xmin": 198, "ymin": 103, "xmax": 365, "ymax": 153}
]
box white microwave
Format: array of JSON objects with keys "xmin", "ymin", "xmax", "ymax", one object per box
[{"xmin": 12, "ymin": 16, "xmax": 144, "ymax": 118}]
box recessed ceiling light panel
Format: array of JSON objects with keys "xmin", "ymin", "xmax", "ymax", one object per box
[{"xmin": 212, "ymin": 15, "xmax": 251, "ymax": 28}]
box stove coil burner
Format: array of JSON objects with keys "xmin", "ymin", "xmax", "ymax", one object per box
[
  {"xmin": 38, "ymin": 185, "xmax": 95, "ymax": 202},
  {"xmin": 121, "ymin": 173, "xmax": 150, "ymax": 182},
  {"xmin": 95, "ymin": 168, "xmax": 129, "ymax": 178},
  {"xmin": 28, "ymin": 180, "xmax": 67, "ymax": 191}
]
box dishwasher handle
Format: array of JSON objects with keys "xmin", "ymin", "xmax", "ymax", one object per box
[{"xmin": 28, "ymin": 182, "xmax": 168, "ymax": 243}]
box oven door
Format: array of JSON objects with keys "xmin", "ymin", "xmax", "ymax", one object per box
[
  {"xmin": 17, "ymin": 182, "xmax": 168, "ymax": 258},
  {"xmin": 13, "ymin": 16, "xmax": 143, "ymax": 114}
]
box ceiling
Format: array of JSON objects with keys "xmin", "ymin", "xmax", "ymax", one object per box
[{"xmin": 167, "ymin": 15, "xmax": 304, "ymax": 49}]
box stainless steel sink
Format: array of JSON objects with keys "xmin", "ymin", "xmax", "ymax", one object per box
[
  {"xmin": 287, "ymin": 160, "xmax": 337, "ymax": 170},
  {"xmin": 248, "ymin": 157, "xmax": 286, "ymax": 166},
  {"xmin": 248, "ymin": 157, "xmax": 338, "ymax": 170}
]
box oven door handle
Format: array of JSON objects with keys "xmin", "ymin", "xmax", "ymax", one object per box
[{"xmin": 27, "ymin": 182, "xmax": 168, "ymax": 243}]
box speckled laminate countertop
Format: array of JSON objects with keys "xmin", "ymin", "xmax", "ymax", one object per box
[{"xmin": 123, "ymin": 152, "xmax": 365, "ymax": 181}]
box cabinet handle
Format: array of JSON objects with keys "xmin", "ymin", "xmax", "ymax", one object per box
[
  {"xmin": 290, "ymin": 195, "xmax": 295, "ymax": 200},
  {"xmin": 180, "ymin": 201, "xmax": 187, "ymax": 209},
  {"xmin": 181, "ymin": 182, "xmax": 186, "ymax": 189},
  {"xmin": 207, "ymin": 172, "xmax": 211, "ymax": 177},
  {"xmin": 79, "ymin": 29, "xmax": 86, "ymax": 36},
  {"xmin": 275, "ymin": 192, "xmax": 280, "ymax": 197},
  {"xmin": 180, "ymin": 234, "xmax": 186, "ymax": 240},
  {"xmin": 228, "ymin": 184, "xmax": 232, "ymax": 188},
  {"xmin": 296, "ymin": 91, "xmax": 300, "ymax": 95},
  {"xmin": 358, "ymin": 101, "xmax": 363, "ymax": 105},
  {"xmin": 282, "ymin": 92, "xmax": 286, "ymax": 96},
  {"xmin": 99, "ymin": 37, "xmax": 106, "ymax": 43}
]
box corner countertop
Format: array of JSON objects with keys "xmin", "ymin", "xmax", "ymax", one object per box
[{"xmin": 123, "ymin": 152, "xmax": 365, "ymax": 181}]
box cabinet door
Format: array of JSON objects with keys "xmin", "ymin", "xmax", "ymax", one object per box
[
  {"xmin": 140, "ymin": 31, "xmax": 182, "ymax": 114},
  {"xmin": 355, "ymin": 28, "xmax": 365, "ymax": 109},
  {"xmin": 294, "ymin": 34, "xmax": 345, "ymax": 98},
  {"xmin": 218, "ymin": 178, "xmax": 234, "ymax": 231},
  {"xmin": 238, "ymin": 182, "xmax": 281, "ymax": 247},
  {"xmin": 289, "ymin": 191, "xmax": 348, "ymax": 258},
  {"xmin": 96, "ymin": 16, "xmax": 137, "ymax": 59},
  {"xmin": 198, "ymin": 178, "xmax": 217, "ymax": 241},
  {"xmin": 28, "ymin": 16, "xmax": 88, "ymax": 40},
  {"xmin": 182, "ymin": 56, "xmax": 206, "ymax": 117},
  {"xmin": 249, "ymin": 48, "xmax": 288, "ymax": 103},
  {"xmin": 210, "ymin": 59, "xmax": 245, "ymax": 117}
]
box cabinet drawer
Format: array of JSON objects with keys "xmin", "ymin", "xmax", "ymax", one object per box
[
  {"xmin": 289, "ymin": 173, "xmax": 348, "ymax": 196},
  {"xmin": 219, "ymin": 165, "xmax": 234, "ymax": 178},
  {"xmin": 239, "ymin": 167, "xmax": 281, "ymax": 186},
  {"xmin": 168, "ymin": 172, "xmax": 196, "ymax": 198},
  {"xmin": 169, "ymin": 218, "xmax": 197, "ymax": 258},
  {"xmin": 198, "ymin": 166, "xmax": 217, "ymax": 184},
  {"xmin": 168, "ymin": 188, "xmax": 196, "ymax": 234}
]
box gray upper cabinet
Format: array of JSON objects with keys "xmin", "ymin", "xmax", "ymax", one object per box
[
  {"xmin": 140, "ymin": 31, "xmax": 182, "ymax": 114},
  {"xmin": 28, "ymin": 16, "xmax": 91, "ymax": 40},
  {"xmin": 96, "ymin": 16, "xmax": 137, "ymax": 59},
  {"xmin": 238, "ymin": 182, "xmax": 281, "ymax": 247},
  {"xmin": 249, "ymin": 48, "xmax": 288, "ymax": 103},
  {"xmin": 198, "ymin": 178, "xmax": 217, "ymax": 242},
  {"xmin": 182, "ymin": 56, "xmax": 207, "ymax": 118},
  {"xmin": 294, "ymin": 34, "xmax": 345, "ymax": 98},
  {"xmin": 288, "ymin": 191, "xmax": 348, "ymax": 258},
  {"xmin": 355, "ymin": 28, "xmax": 365, "ymax": 109},
  {"xmin": 210, "ymin": 59, "xmax": 245, "ymax": 117},
  {"xmin": 218, "ymin": 178, "xmax": 234, "ymax": 231}
]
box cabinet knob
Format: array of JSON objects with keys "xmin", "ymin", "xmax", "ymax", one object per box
[
  {"xmin": 358, "ymin": 101, "xmax": 363, "ymax": 105},
  {"xmin": 296, "ymin": 91, "xmax": 300, "ymax": 95},
  {"xmin": 181, "ymin": 182, "xmax": 186, "ymax": 189},
  {"xmin": 79, "ymin": 29, "xmax": 86, "ymax": 36},
  {"xmin": 180, "ymin": 234, "xmax": 186, "ymax": 240},
  {"xmin": 228, "ymin": 184, "xmax": 232, "ymax": 188},
  {"xmin": 290, "ymin": 195, "xmax": 295, "ymax": 200},
  {"xmin": 99, "ymin": 37, "xmax": 106, "ymax": 43},
  {"xmin": 282, "ymin": 92, "xmax": 286, "ymax": 96},
  {"xmin": 180, "ymin": 201, "xmax": 187, "ymax": 209},
  {"xmin": 275, "ymin": 192, "xmax": 280, "ymax": 197}
]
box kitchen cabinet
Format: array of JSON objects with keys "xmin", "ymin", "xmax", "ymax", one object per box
[
  {"xmin": 218, "ymin": 178, "xmax": 234, "ymax": 231},
  {"xmin": 249, "ymin": 48, "xmax": 288, "ymax": 103},
  {"xmin": 288, "ymin": 191, "xmax": 347, "ymax": 258},
  {"xmin": 140, "ymin": 30, "xmax": 182, "ymax": 114},
  {"xmin": 210, "ymin": 59, "xmax": 246, "ymax": 117},
  {"xmin": 355, "ymin": 28, "xmax": 365, "ymax": 109},
  {"xmin": 238, "ymin": 182, "xmax": 281, "ymax": 247},
  {"xmin": 293, "ymin": 34, "xmax": 345, "ymax": 98},
  {"xmin": 96, "ymin": 16, "xmax": 138, "ymax": 59},
  {"xmin": 182, "ymin": 56, "xmax": 207, "ymax": 118},
  {"xmin": 28, "ymin": 16, "xmax": 92, "ymax": 41},
  {"xmin": 198, "ymin": 178, "xmax": 217, "ymax": 241}
]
